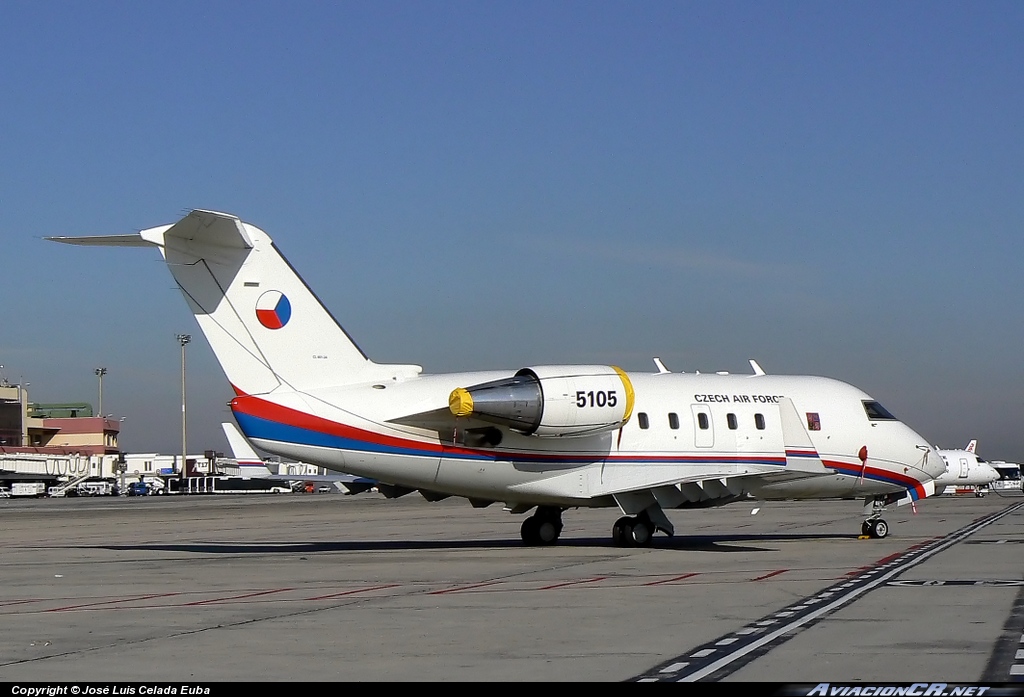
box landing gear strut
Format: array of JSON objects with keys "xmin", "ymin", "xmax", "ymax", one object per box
[
  {"xmin": 861, "ymin": 518, "xmax": 889, "ymax": 539},
  {"xmin": 520, "ymin": 506, "xmax": 564, "ymax": 546},
  {"xmin": 611, "ymin": 512, "xmax": 654, "ymax": 547},
  {"xmin": 861, "ymin": 496, "xmax": 890, "ymax": 539}
]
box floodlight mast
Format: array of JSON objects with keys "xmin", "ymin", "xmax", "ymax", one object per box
[{"xmin": 176, "ymin": 335, "xmax": 191, "ymax": 479}]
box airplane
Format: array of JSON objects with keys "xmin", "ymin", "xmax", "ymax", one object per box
[
  {"xmin": 934, "ymin": 440, "xmax": 1000, "ymax": 496},
  {"xmin": 221, "ymin": 421, "xmax": 376, "ymax": 494},
  {"xmin": 222, "ymin": 421, "xmax": 275, "ymax": 478},
  {"xmin": 49, "ymin": 209, "xmax": 947, "ymax": 545}
]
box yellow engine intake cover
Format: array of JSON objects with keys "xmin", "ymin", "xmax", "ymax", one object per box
[{"xmin": 448, "ymin": 387, "xmax": 475, "ymax": 417}]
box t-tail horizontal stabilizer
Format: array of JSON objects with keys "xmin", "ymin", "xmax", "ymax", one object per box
[
  {"xmin": 44, "ymin": 233, "xmax": 160, "ymax": 247},
  {"xmin": 49, "ymin": 210, "xmax": 422, "ymax": 395}
]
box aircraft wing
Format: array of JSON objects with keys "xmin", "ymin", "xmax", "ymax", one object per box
[
  {"xmin": 386, "ymin": 407, "xmax": 496, "ymax": 433},
  {"xmin": 263, "ymin": 473, "xmax": 377, "ymax": 495}
]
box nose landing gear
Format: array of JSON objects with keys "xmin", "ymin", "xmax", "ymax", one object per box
[
  {"xmin": 861, "ymin": 494, "xmax": 898, "ymax": 539},
  {"xmin": 861, "ymin": 518, "xmax": 889, "ymax": 539}
]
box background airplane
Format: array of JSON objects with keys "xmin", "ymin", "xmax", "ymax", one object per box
[
  {"xmin": 49, "ymin": 210, "xmax": 946, "ymax": 545},
  {"xmin": 934, "ymin": 439, "xmax": 1000, "ymax": 496},
  {"xmin": 221, "ymin": 422, "xmax": 376, "ymax": 494}
]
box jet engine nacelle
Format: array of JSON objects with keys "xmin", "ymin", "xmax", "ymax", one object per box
[{"xmin": 449, "ymin": 365, "xmax": 635, "ymax": 437}]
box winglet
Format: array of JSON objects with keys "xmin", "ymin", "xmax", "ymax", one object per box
[
  {"xmin": 749, "ymin": 359, "xmax": 766, "ymax": 376},
  {"xmin": 652, "ymin": 357, "xmax": 671, "ymax": 374}
]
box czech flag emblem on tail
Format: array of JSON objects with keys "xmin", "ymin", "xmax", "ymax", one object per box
[{"xmin": 256, "ymin": 290, "xmax": 291, "ymax": 329}]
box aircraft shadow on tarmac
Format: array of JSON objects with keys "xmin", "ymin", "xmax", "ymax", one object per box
[{"xmin": 95, "ymin": 532, "xmax": 854, "ymax": 555}]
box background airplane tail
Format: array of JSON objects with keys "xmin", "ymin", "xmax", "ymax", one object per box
[
  {"xmin": 139, "ymin": 210, "xmax": 417, "ymax": 396},
  {"xmin": 222, "ymin": 422, "xmax": 274, "ymax": 477}
]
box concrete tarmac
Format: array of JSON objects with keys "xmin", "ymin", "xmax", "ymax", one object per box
[{"xmin": 0, "ymin": 491, "xmax": 1021, "ymax": 682}]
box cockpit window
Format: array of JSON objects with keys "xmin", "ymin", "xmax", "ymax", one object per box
[{"xmin": 863, "ymin": 401, "xmax": 898, "ymax": 421}]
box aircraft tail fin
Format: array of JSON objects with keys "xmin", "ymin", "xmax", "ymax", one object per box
[
  {"xmin": 51, "ymin": 210, "xmax": 421, "ymax": 395},
  {"xmin": 965, "ymin": 439, "xmax": 978, "ymax": 453},
  {"xmin": 221, "ymin": 422, "xmax": 274, "ymax": 478}
]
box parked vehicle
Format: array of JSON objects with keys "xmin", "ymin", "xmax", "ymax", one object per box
[
  {"xmin": 11, "ymin": 482, "xmax": 47, "ymax": 498},
  {"xmin": 77, "ymin": 481, "xmax": 119, "ymax": 497},
  {"xmin": 127, "ymin": 481, "xmax": 150, "ymax": 496},
  {"xmin": 991, "ymin": 465, "xmax": 1023, "ymax": 493}
]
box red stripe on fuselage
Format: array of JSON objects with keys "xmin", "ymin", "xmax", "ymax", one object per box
[{"xmin": 228, "ymin": 388, "xmax": 929, "ymax": 495}]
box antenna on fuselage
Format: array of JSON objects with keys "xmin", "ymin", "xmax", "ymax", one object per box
[{"xmin": 652, "ymin": 357, "xmax": 671, "ymax": 374}]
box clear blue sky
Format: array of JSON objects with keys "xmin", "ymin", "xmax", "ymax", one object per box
[{"xmin": 2, "ymin": 2, "xmax": 1022, "ymax": 459}]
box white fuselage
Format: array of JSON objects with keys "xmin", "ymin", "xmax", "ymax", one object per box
[
  {"xmin": 51, "ymin": 210, "xmax": 946, "ymax": 516},
  {"xmin": 935, "ymin": 449, "xmax": 1000, "ymax": 492},
  {"xmin": 232, "ymin": 370, "xmax": 944, "ymax": 508}
]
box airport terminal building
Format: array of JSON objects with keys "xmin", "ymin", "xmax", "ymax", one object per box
[
  {"xmin": 0, "ymin": 382, "xmax": 328, "ymax": 495},
  {"xmin": 0, "ymin": 384, "xmax": 120, "ymax": 456}
]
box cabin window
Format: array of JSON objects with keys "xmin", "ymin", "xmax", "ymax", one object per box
[
  {"xmin": 807, "ymin": 412, "xmax": 821, "ymax": 431},
  {"xmin": 755, "ymin": 413, "xmax": 765, "ymax": 430},
  {"xmin": 668, "ymin": 413, "xmax": 679, "ymax": 429},
  {"xmin": 697, "ymin": 413, "xmax": 709, "ymax": 430},
  {"xmin": 638, "ymin": 412, "xmax": 649, "ymax": 429},
  {"xmin": 863, "ymin": 401, "xmax": 898, "ymax": 421},
  {"xmin": 727, "ymin": 413, "xmax": 738, "ymax": 430}
]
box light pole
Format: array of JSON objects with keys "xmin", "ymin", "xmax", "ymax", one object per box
[
  {"xmin": 176, "ymin": 334, "xmax": 191, "ymax": 479},
  {"xmin": 94, "ymin": 367, "xmax": 107, "ymax": 416},
  {"xmin": 19, "ymin": 382, "xmax": 29, "ymax": 446}
]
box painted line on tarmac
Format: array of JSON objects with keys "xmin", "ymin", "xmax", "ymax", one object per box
[
  {"xmin": 537, "ymin": 576, "xmax": 608, "ymax": 591},
  {"xmin": 631, "ymin": 500, "xmax": 1024, "ymax": 683},
  {"xmin": 429, "ymin": 581, "xmax": 502, "ymax": 595},
  {"xmin": 643, "ymin": 572, "xmax": 701, "ymax": 586},
  {"xmin": 182, "ymin": 587, "xmax": 294, "ymax": 606},
  {"xmin": 306, "ymin": 583, "xmax": 402, "ymax": 600},
  {"xmin": 46, "ymin": 592, "xmax": 182, "ymax": 612},
  {"xmin": 981, "ymin": 579, "xmax": 1024, "ymax": 682}
]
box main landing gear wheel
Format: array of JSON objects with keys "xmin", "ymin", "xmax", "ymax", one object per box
[
  {"xmin": 630, "ymin": 518, "xmax": 652, "ymax": 546},
  {"xmin": 612, "ymin": 516, "xmax": 632, "ymax": 546},
  {"xmin": 520, "ymin": 507, "xmax": 564, "ymax": 546},
  {"xmin": 862, "ymin": 519, "xmax": 889, "ymax": 539},
  {"xmin": 611, "ymin": 515, "xmax": 653, "ymax": 548}
]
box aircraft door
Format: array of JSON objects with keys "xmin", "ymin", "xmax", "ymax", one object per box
[
  {"xmin": 959, "ymin": 458, "xmax": 969, "ymax": 479},
  {"xmin": 691, "ymin": 404, "xmax": 714, "ymax": 448}
]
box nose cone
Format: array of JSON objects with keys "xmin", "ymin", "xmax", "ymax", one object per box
[
  {"xmin": 923, "ymin": 447, "xmax": 947, "ymax": 480},
  {"xmin": 980, "ymin": 463, "xmax": 1001, "ymax": 485}
]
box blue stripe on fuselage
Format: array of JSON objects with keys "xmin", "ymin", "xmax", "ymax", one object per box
[{"xmin": 234, "ymin": 411, "xmax": 793, "ymax": 468}]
